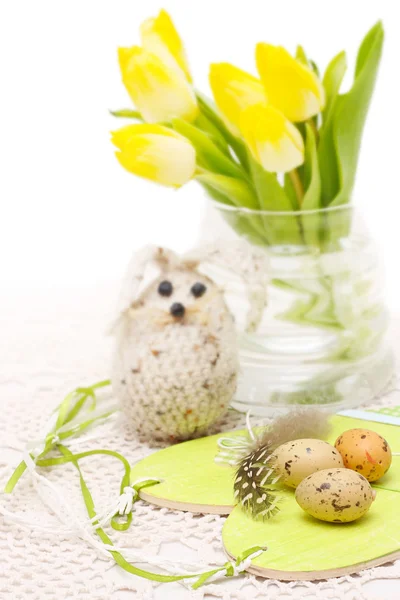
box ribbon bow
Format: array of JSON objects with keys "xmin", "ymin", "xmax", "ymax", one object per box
[
  {"xmin": 192, "ymin": 546, "xmax": 267, "ymax": 588},
  {"xmin": 3, "ymin": 380, "xmax": 268, "ymax": 589},
  {"xmin": 117, "ymin": 486, "xmax": 137, "ymax": 516},
  {"xmin": 214, "ymin": 411, "xmax": 257, "ymax": 466},
  {"xmin": 91, "ymin": 478, "xmax": 161, "ymax": 531}
]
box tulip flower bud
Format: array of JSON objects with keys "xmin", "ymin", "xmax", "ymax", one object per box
[
  {"xmin": 209, "ymin": 63, "xmax": 267, "ymax": 136},
  {"xmin": 111, "ymin": 124, "xmax": 196, "ymax": 187},
  {"xmin": 256, "ymin": 43, "xmax": 325, "ymax": 122},
  {"xmin": 140, "ymin": 9, "xmax": 192, "ymax": 82},
  {"xmin": 240, "ymin": 103, "xmax": 304, "ymax": 173},
  {"xmin": 118, "ymin": 46, "xmax": 198, "ymax": 123}
]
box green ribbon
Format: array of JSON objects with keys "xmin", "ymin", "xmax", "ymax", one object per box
[
  {"xmin": 34, "ymin": 448, "xmax": 160, "ymax": 532},
  {"xmin": 57, "ymin": 444, "xmax": 266, "ymax": 587},
  {"xmin": 3, "ymin": 380, "xmax": 267, "ymax": 588},
  {"xmin": 4, "ymin": 380, "xmax": 112, "ymax": 494},
  {"xmin": 35, "ymin": 448, "xmax": 134, "ymax": 531},
  {"xmin": 192, "ymin": 546, "xmax": 265, "ymax": 589}
]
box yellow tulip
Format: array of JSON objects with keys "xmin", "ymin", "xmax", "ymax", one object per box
[
  {"xmin": 140, "ymin": 9, "xmax": 192, "ymax": 82},
  {"xmin": 240, "ymin": 103, "xmax": 304, "ymax": 173},
  {"xmin": 209, "ymin": 63, "xmax": 267, "ymax": 135},
  {"xmin": 111, "ymin": 124, "xmax": 196, "ymax": 188},
  {"xmin": 256, "ymin": 44, "xmax": 325, "ymax": 122},
  {"xmin": 118, "ymin": 46, "xmax": 198, "ymax": 123}
]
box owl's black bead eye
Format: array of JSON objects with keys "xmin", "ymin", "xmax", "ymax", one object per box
[
  {"xmin": 191, "ymin": 282, "xmax": 207, "ymax": 298},
  {"xmin": 158, "ymin": 280, "xmax": 173, "ymax": 297}
]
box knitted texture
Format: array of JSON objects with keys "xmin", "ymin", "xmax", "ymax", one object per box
[
  {"xmin": 112, "ymin": 268, "xmax": 239, "ymax": 443},
  {"xmin": 2, "ymin": 285, "xmax": 400, "ymax": 600}
]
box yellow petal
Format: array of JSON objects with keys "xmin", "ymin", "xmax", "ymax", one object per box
[
  {"xmin": 118, "ymin": 46, "xmax": 198, "ymax": 123},
  {"xmin": 111, "ymin": 123, "xmax": 181, "ymax": 150},
  {"xmin": 209, "ymin": 63, "xmax": 267, "ymax": 135},
  {"xmin": 140, "ymin": 9, "xmax": 192, "ymax": 82},
  {"xmin": 111, "ymin": 124, "xmax": 196, "ymax": 187},
  {"xmin": 240, "ymin": 103, "xmax": 304, "ymax": 173},
  {"xmin": 256, "ymin": 44, "xmax": 325, "ymax": 122}
]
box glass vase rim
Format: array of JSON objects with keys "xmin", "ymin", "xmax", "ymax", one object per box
[{"xmin": 212, "ymin": 201, "xmax": 355, "ymax": 217}]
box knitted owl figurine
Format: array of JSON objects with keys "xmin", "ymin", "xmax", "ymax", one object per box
[{"xmin": 112, "ymin": 243, "xmax": 268, "ymax": 444}]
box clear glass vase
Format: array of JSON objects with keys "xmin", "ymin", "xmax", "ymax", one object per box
[{"xmin": 202, "ymin": 202, "xmax": 394, "ymax": 415}]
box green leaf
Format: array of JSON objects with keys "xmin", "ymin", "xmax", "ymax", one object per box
[
  {"xmin": 198, "ymin": 181, "xmax": 233, "ymax": 206},
  {"xmin": 295, "ymin": 47, "xmax": 320, "ymax": 76},
  {"xmin": 322, "ymin": 51, "xmax": 347, "ymax": 124},
  {"xmin": 301, "ymin": 124, "xmax": 322, "ymax": 246},
  {"xmin": 194, "ymin": 112, "xmax": 230, "ymax": 155},
  {"xmin": 195, "ymin": 92, "xmax": 249, "ymax": 171},
  {"xmin": 110, "ymin": 109, "xmax": 143, "ymax": 120},
  {"xmin": 318, "ymin": 53, "xmax": 347, "ymax": 206},
  {"xmin": 302, "ymin": 124, "xmax": 321, "ymax": 211},
  {"xmin": 296, "ymin": 45, "xmax": 308, "ymax": 66},
  {"xmin": 330, "ymin": 21, "xmax": 384, "ymax": 206},
  {"xmin": 247, "ymin": 153, "xmax": 303, "ymax": 245},
  {"xmin": 197, "ymin": 172, "xmax": 268, "ymax": 245},
  {"xmin": 318, "ymin": 116, "xmax": 339, "ymax": 205},
  {"xmin": 309, "ymin": 60, "xmax": 320, "ymax": 78},
  {"xmin": 284, "ymin": 174, "xmax": 300, "ymax": 210},
  {"xmin": 248, "ymin": 153, "xmax": 292, "ymax": 212},
  {"xmin": 172, "ymin": 118, "xmax": 245, "ymax": 180},
  {"xmin": 318, "ymin": 21, "xmax": 384, "ymax": 207},
  {"xmin": 196, "ymin": 172, "xmax": 258, "ymax": 210}
]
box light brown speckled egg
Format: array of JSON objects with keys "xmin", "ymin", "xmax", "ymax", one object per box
[
  {"xmin": 272, "ymin": 438, "xmax": 344, "ymax": 488},
  {"xmin": 335, "ymin": 428, "xmax": 392, "ymax": 482},
  {"xmin": 295, "ymin": 468, "xmax": 375, "ymax": 523}
]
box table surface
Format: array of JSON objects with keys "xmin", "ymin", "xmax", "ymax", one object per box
[{"xmin": 1, "ymin": 284, "xmax": 400, "ymax": 600}]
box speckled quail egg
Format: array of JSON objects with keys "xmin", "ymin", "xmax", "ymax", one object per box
[
  {"xmin": 334, "ymin": 428, "xmax": 392, "ymax": 482},
  {"xmin": 272, "ymin": 438, "xmax": 344, "ymax": 488},
  {"xmin": 295, "ymin": 468, "xmax": 375, "ymax": 523}
]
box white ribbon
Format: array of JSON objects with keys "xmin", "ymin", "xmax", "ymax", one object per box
[
  {"xmin": 233, "ymin": 549, "xmax": 264, "ymax": 575},
  {"xmin": 214, "ymin": 411, "xmax": 256, "ymax": 466},
  {"xmin": 1, "ymin": 452, "xmax": 167, "ymax": 566},
  {"xmin": 246, "ymin": 410, "xmax": 256, "ymax": 441},
  {"xmin": 205, "ymin": 549, "xmax": 265, "ymax": 584},
  {"xmin": 90, "ymin": 477, "xmax": 161, "ymax": 528}
]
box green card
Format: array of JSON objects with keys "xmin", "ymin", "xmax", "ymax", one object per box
[{"xmin": 130, "ymin": 407, "xmax": 400, "ymax": 579}]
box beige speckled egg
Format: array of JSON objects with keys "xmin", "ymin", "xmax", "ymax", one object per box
[
  {"xmin": 335, "ymin": 428, "xmax": 392, "ymax": 482},
  {"xmin": 272, "ymin": 439, "xmax": 344, "ymax": 488},
  {"xmin": 295, "ymin": 468, "xmax": 375, "ymax": 523}
]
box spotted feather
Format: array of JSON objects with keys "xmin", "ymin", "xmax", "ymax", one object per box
[
  {"xmin": 233, "ymin": 409, "xmax": 331, "ymax": 519},
  {"xmin": 234, "ymin": 442, "xmax": 281, "ymax": 519}
]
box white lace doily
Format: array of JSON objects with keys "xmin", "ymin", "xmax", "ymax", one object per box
[{"xmin": 1, "ymin": 285, "xmax": 399, "ymax": 600}]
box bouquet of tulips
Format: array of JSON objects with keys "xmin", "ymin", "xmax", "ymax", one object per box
[{"xmin": 111, "ymin": 10, "xmax": 384, "ymax": 248}]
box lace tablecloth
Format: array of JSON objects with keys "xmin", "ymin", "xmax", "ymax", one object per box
[{"xmin": 1, "ymin": 285, "xmax": 400, "ymax": 600}]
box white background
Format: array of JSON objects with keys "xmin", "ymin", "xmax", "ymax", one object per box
[
  {"xmin": 1, "ymin": 4, "xmax": 400, "ymax": 599},
  {"xmin": 0, "ymin": 0, "xmax": 399, "ymax": 309}
]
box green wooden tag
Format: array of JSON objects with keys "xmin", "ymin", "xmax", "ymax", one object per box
[
  {"xmin": 223, "ymin": 488, "xmax": 400, "ymax": 580},
  {"xmin": 130, "ymin": 408, "xmax": 400, "ymax": 579},
  {"xmin": 131, "ymin": 412, "xmax": 400, "ymax": 515},
  {"xmin": 130, "ymin": 430, "xmax": 242, "ymax": 513},
  {"xmin": 222, "ymin": 412, "xmax": 400, "ymax": 579}
]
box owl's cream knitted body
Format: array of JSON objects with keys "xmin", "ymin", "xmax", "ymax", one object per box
[{"xmin": 112, "ymin": 268, "xmax": 239, "ymax": 444}]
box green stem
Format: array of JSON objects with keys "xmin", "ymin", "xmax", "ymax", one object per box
[
  {"xmin": 194, "ymin": 166, "xmax": 208, "ymax": 176},
  {"xmin": 195, "ymin": 92, "xmax": 250, "ymax": 173},
  {"xmin": 307, "ymin": 118, "xmax": 319, "ymax": 143},
  {"xmin": 289, "ymin": 169, "xmax": 305, "ymax": 206}
]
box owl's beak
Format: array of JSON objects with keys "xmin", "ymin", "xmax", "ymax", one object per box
[{"xmin": 170, "ymin": 302, "xmax": 185, "ymax": 318}]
